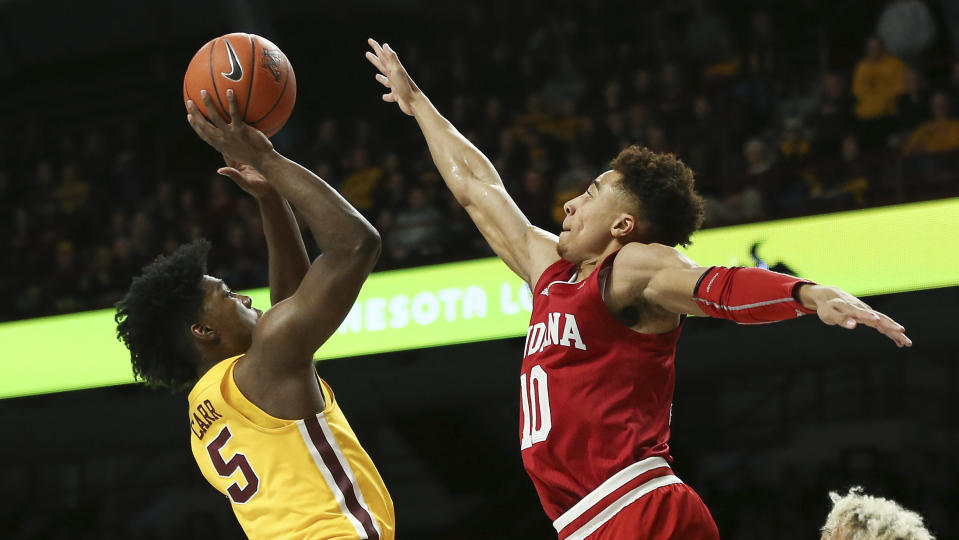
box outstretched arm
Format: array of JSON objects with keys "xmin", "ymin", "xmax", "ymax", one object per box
[
  {"xmin": 366, "ymin": 38, "xmax": 559, "ymax": 285},
  {"xmin": 187, "ymin": 90, "xmax": 380, "ymax": 371},
  {"xmin": 217, "ymin": 155, "xmax": 310, "ymax": 306},
  {"xmin": 611, "ymin": 243, "xmax": 912, "ymax": 348}
]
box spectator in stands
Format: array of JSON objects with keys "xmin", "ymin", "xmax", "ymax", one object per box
[
  {"xmin": 492, "ymin": 128, "xmax": 529, "ymax": 182},
  {"xmin": 657, "ymin": 62, "xmax": 687, "ymax": 126},
  {"xmin": 602, "ymin": 79, "xmax": 622, "ymax": 114},
  {"xmin": 852, "ymin": 36, "xmax": 906, "ymax": 149},
  {"xmin": 514, "ymin": 169, "xmax": 555, "ymax": 230},
  {"xmin": 947, "ymin": 60, "xmax": 959, "ymax": 109},
  {"xmin": 308, "ymin": 118, "xmax": 341, "ymax": 175},
  {"xmin": 683, "ymin": 1, "xmax": 734, "ymax": 71},
  {"xmin": 704, "ymin": 137, "xmax": 769, "ymax": 225},
  {"xmin": 340, "ymin": 148, "xmax": 383, "ymax": 214},
  {"xmin": 902, "ymin": 92, "xmax": 959, "ymax": 154},
  {"xmin": 774, "ymin": 118, "xmax": 818, "ymax": 212},
  {"xmin": 476, "ymin": 98, "xmax": 504, "ymax": 151},
  {"xmin": 540, "ymin": 99, "xmax": 588, "ymax": 144},
  {"xmin": 896, "ymin": 66, "xmax": 931, "ymax": 132},
  {"xmin": 542, "ymin": 54, "xmax": 587, "ymax": 110},
  {"xmin": 629, "ymin": 68, "xmax": 654, "ymax": 104},
  {"xmin": 742, "ymin": 8, "xmax": 782, "ymax": 78},
  {"xmin": 778, "ymin": 117, "xmax": 812, "ymax": 163},
  {"xmin": 816, "ymin": 135, "xmax": 871, "ymax": 211},
  {"xmin": 678, "ymin": 95, "xmax": 724, "ymax": 197},
  {"xmin": 385, "ymin": 185, "xmax": 444, "ymax": 263},
  {"xmin": 808, "ymin": 72, "xmax": 857, "ymax": 159},
  {"xmin": 48, "ymin": 241, "xmax": 81, "ymax": 313},
  {"xmin": 53, "ymin": 162, "xmax": 90, "ymax": 217},
  {"xmin": 820, "ymin": 486, "xmax": 934, "ymax": 540}
]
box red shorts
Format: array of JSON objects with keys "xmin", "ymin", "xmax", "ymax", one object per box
[{"xmin": 585, "ymin": 482, "xmax": 719, "ymax": 540}]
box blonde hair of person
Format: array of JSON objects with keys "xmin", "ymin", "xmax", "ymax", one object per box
[{"xmin": 821, "ymin": 486, "xmax": 934, "ymax": 540}]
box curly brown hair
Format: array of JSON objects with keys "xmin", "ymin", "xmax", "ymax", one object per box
[
  {"xmin": 610, "ymin": 145, "xmax": 705, "ymax": 247},
  {"xmin": 115, "ymin": 239, "xmax": 210, "ymax": 393}
]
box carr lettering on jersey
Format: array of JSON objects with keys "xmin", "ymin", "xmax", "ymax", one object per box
[{"xmin": 190, "ymin": 400, "xmax": 224, "ymax": 441}]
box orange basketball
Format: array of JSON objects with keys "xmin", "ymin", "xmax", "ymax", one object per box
[{"xmin": 183, "ymin": 33, "xmax": 296, "ymax": 137}]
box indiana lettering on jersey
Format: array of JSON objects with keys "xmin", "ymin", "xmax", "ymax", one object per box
[{"xmin": 523, "ymin": 312, "xmax": 587, "ymax": 358}]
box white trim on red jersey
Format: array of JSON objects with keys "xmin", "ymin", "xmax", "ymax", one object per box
[{"xmin": 553, "ymin": 456, "xmax": 681, "ymax": 536}]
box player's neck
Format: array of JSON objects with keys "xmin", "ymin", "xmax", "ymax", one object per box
[
  {"xmin": 575, "ymin": 243, "xmax": 622, "ymax": 282},
  {"xmin": 195, "ymin": 354, "xmax": 223, "ymax": 378},
  {"xmin": 195, "ymin": 345, "xmax": 244, "ymax": 377}
]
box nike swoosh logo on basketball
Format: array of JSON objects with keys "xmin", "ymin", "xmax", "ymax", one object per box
[{"xmin": 220, "ymin": 41, "xmax": 243, "ymax": 82}]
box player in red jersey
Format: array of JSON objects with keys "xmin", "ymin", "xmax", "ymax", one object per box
[{"xmin": 367, "ymin": 40, "xmax": 912, "ymax": 539}]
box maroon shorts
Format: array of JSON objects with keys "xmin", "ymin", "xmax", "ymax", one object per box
[{"xmin": 584, "ymin": 482, "xmax": 719, "ymax": 540}]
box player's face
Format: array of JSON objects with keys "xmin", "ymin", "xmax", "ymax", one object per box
[
  {"xmin": 198, "ymin": 275, "xmax": 262, "ymax": 350},
  {"xmin": 558, "ymin": 170, "xmax": 634, "ymax": 263}
]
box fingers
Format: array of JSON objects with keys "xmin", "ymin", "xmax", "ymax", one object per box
[
  {"xmin": 375, "ymin": 73, "xmax": 391, "ymax": 88},
  {"xmin": 383, "ymin": 93, "xmax": 396, "ymax": 102},
  {"xmin": 873, "ymin": 311, "xmax": 912, "ymax": 347},
  {"xmin": 366, "ymin": 51, "xmax": 387, "ymax": 74},
  {"xmin": 200, "ymin": 90, "xmax": 226, "ymax": 128},
  {"xmin": 368, "ymin": 38, "xmax": 385, "ymax": 58},
  {"xmin": 217, "ymin": 167, "xmax": 240, "ymax": 180},
  {"xmin": 829, "ymin": 301, "xmax": 913, "ymax": 348},
  {"xmin": 186, "ymin": 100, "xmax": 216, "ymax": 145},
  {"xmin": 226, "ymin": 89, "xmax": 240, "ymax": 124},
  {"xmin": 836, "ymin": 303, "xmax": 879, "ymax": 330}
]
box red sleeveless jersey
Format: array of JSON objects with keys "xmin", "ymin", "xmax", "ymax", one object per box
[{"xmin": 520, "ymin": 252, "xmax": 683, "ymax": 523}]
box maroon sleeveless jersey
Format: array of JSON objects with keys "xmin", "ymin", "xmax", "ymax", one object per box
[{"xmin": 520, "ymin": 252, "xmax": 683, "ymax": 522}]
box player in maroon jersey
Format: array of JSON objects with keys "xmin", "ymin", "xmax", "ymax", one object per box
[{"xmin": 367, "ymin": 40, "xmax": 912, "ymax": 539}]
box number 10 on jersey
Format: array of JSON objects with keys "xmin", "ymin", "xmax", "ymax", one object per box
[{"xmin": 520, "ymin": 365, "xmax": 552, "ymax": 449}]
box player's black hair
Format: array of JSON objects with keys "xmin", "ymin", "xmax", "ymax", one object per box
[
  {"xmin": 115, "ymin": 239, "xmax": 211, "ymax": 393},
  {"xmin": 610, "ymin": 145, "xmax": 705, "ymax": 247}
]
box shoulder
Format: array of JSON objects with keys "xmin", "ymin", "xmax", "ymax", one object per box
[
  {"xmin": 614, "ymin": 242, "xmax": 697, "ymax": 273},
  {"xmin": 607, "ymin": 243, "xmax": 696, "ymax": 305}
]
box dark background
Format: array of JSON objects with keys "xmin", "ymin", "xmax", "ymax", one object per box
[{"xmin": 1, "ymin": 0, "xmax": 957, "ymax": 538}]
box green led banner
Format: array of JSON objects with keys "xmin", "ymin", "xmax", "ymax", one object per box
[
  {"xmin": 242, "ymin": 258, "xmax": 534, "ymax": 362},
  {"xmin": 680, "ymin": 197, "xmax": 959, "ymax": 297},
  {"xmin": 1, "ymin": 198, "xmax": 957, "ymax": 399}
]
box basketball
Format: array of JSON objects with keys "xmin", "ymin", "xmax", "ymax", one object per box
[{"xmin": 183, "ymin": 33, "xmax": 296, "ymax": 137}]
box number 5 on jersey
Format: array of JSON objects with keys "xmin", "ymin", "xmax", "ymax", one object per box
[
  {"xmin": 520, "ymin": 365, "xmax": 552, "ymax": 449},
  {"xmin": 207, "ymin": 425, "xmax": 260, "ymax": 503}
]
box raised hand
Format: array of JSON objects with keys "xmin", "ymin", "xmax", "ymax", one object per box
[
  {"xmin": 218, "ymin": 154, "xmax": 276, "ymax": 199},
  {"xmin": 366, "ymin": 38, "xmax": 419, "ymax": 116},
  {"xmin": 186, "ymin": 89, "xmax": 274, "ymax": 166},
  {"xmin": 800, "ymin": 285, "xmax": 913, "ymax": 348}
]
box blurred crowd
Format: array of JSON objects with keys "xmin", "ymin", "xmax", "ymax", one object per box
[{"xmin": 3, "ymin": 0, "xmax": 959, "ymax": 322}]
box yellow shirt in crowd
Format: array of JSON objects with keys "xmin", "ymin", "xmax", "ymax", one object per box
[
  {"xmin": 903, "ymin": 119, "xmax": 959, "ymax": 155},
  {"xmin": 852, "ymin": 54, "xmax": 905, "ymax": 120}
]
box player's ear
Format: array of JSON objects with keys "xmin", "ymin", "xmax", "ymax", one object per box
[
  {"xmin": 610, "ymin": 213, "xmax": 636, "ymax": 239},
  {"xmin": 191, "ymin": 323, "xmax": 218, "ymax": 342}
]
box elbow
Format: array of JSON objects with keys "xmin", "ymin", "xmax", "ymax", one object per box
[{"xmin": 354, "ymin": 225, "xmax": 382, "ymax": 267}]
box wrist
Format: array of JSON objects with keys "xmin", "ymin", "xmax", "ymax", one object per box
[
  {"xmin": 408, "ymin": 91, "xmax": 431, "ymax": 116},
  {"xmin": 796, "ymin": 283, "xmax": 822, "ymax": 310},
  {"xmin": 251, "ymin": 149, "xmax": 284, "ymax": 174},
  {"xmin": 255, "ymin": 188, "xmax": 282, "ymax": 205}
]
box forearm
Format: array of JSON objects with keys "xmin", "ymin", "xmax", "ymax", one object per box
[
  {"xmin": 253, "ymin": 151, "xmax": 379, "ymax": 255},
  {"xmin": 256, "ymin": 192, "xmax": 310, "ymax": 305},
  {"xmin": 691, "ymin": 266, "xmax": 816, "ymax": 323},
  {"xmin": 409, "ymin": 93, "xmax": 502, "ymax": 206}
]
